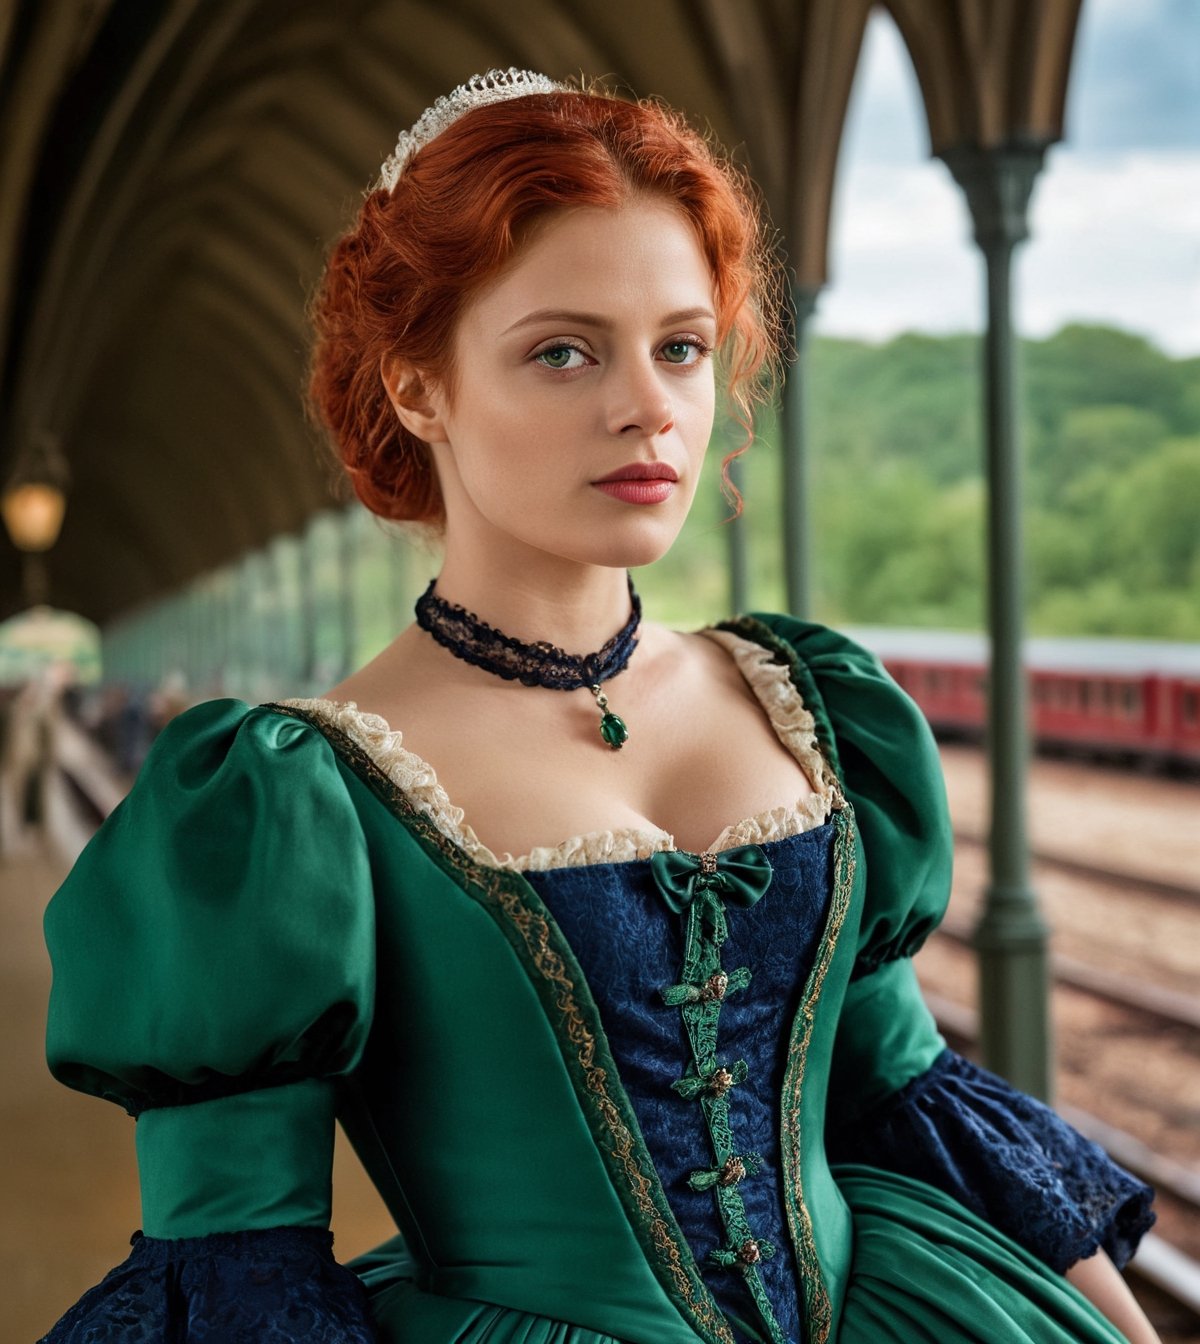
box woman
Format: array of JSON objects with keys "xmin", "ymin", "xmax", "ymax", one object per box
[{"xmin": 40, "ymin": 71, "xmax": 1158, "ymax": 1344}]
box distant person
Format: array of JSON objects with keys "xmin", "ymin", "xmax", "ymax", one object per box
[
  {"xmin": 38, "ymin": 71, "xmax": 1158, "ymax": 1343},
  {"xmin": 148, "ymin": 669, "xmax": 190, "ymax": 737},
  {"xmin": 0, "ymin": 676, "xmax": 56, "ymax": 856}
]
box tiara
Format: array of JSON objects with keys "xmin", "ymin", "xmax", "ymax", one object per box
[{"xmin": 377, "ymin": 68, "xmax": 572, "ymax": 192}]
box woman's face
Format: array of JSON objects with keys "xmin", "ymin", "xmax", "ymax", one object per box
[{"xmin": 399, "ymin": 196, "xmax": 718, "ymax": 571}]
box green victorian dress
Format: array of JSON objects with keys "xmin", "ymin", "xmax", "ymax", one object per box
[{"xmin": 40, "ymin": 614, "xmax": 1154, "ymax": 1344}]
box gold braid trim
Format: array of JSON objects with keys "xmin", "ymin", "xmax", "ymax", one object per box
[
  {"xmin": 262, "ymin": 701, "xmax": 734, "ymax": 1344},
  {"xmin": 484, "ymin": 875, "xmax": 732, "ymax": 1343},
  {"xmin": 780, "ymin": 804, "xmax": 857, "ymax": 1344}
]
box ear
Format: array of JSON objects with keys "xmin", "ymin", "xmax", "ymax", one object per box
[{"xmin": 380, "ymin": 352, "xmax": 449, "ymax": 445}]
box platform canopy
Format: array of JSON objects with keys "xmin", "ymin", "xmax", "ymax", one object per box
[{"xmin": 0, "ymin": 0, "xmax": 1079, "ymax": 624}]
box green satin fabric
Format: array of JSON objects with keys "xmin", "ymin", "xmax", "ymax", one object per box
[
  {"xmin": 136, "ymin": 1079, "xmax": 335, "ymax": 1238},
  {"xmin": 834, "ymin": 1166, "xmax": 1128, "ymax": 1344},
  {"xmin": 647, "ymin": 844, "xmax": 775, "ymax": 913},
  {"xmin": 43, "ymin": 705, "xmax": 375, "ymax": 1115},
  {"xmin": 44, "ymin": 614, "xmax": 1106, "ymax": 1344},
  {"xmin": 331, "ymin": 759, "xmax": 718, "ymax": 1343},
  {"xmin": 828, "ymin": 960, "xmax": 947, "ymax": 1120}
]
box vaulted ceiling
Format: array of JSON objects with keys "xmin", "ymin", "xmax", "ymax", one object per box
[{"xmin": 0, "ymin": 0, "xmax": 1080, "ymax": 624}]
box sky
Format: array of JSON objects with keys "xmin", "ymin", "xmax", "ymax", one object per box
[{"xmin": 815, "ymin": 0, "xmax": 1200, "ymax": 358}]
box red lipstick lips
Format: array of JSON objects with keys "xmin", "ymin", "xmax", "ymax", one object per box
[
  {"xmin": 593, "ymin": 461, "xmax": 679, "ymax": 484},
  {"xmin": 592, "ymin": 461, "xmax": 679, "ymax": 505}
]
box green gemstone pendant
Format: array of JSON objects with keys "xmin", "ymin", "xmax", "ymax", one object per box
[
  {"xmin": 591, "ymin": 684, "xmax": 629, "ymax": 749},
  {"xmin": 600, "ymin": 711, "xmax": 628, "ymax": 748}
]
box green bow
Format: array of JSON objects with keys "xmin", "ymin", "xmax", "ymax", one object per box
[
  {"xmin": 649, "ymin": 844, "xmax": 774, "ymax": 915},
  {"xmin": 650, "ymin": 845, "xmax": 773, "ymax": 986}
]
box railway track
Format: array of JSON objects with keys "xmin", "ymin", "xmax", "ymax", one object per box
[
  {"xmin": 934, "ymin": 916, "xmax": 1200, "ymax": 1032},
  {"xmin": 953, "ymin": 828, "xmax": 1200, "ymax": 908}
]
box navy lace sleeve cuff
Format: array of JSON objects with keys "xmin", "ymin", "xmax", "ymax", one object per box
[
  {"xmin": 38, "ymin": 1226, "xmax": 378, "ymax": 1343},
  {"xmin": 826, "ymin": 1048, "xmax": 1156, "ymax": 1274}
]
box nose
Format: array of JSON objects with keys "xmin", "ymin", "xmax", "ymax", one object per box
[{"xmin": 606, "ymin": 358, "xmax": 675, "ymax": 438}]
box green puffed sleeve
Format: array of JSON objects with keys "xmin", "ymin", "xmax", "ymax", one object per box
[
  {"xmin": 43, "ymin": 698, "xmax": 375, "ymax": 1240},
  {"xmin": 751, "ymin": 615, "xmax": 951, "ymax": 1118},
  {"xmin": 756, "ymin": 618, "xmax": 1157, "ymax": 1276}
]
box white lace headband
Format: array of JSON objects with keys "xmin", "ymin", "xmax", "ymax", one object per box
[{"xmin": 377, "ymin": 68, "xmax": 572, "ymax": 192}]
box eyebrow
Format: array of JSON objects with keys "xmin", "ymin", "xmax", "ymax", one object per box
[{"xmin": 501, "ymin": 306, "xmax": 717, "ymax": 335}]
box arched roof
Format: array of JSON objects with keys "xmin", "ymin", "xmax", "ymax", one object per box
[{"xmin": 0, "ymin": 0, "xmax": 1079, "ymax": 624}]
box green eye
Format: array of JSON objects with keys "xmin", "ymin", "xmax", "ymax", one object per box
[
  {"xmin": 536, "ymin": 346, "xmax": 576, "ymax": 369},
  {"xmin": 661, "ymin": 341, "xmax": 695, "ymax": 364}
]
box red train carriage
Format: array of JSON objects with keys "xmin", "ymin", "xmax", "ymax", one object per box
[
  {"xmin": 1167, "ymin": 674, "xmax": 1200, "ymax": 764},
  {"xmin": 844, "ymin": 628, "xmax": 1200, "ymax": 771}
]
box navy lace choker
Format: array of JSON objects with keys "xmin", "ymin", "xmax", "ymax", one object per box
[{"xmin": 413, "ymin": 574, "xmax": 641, "ymax": 750}]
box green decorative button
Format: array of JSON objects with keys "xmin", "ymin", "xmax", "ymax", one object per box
[{"xmin": 600, "ymin": 712, "xmax": 628, "ymax": 748}]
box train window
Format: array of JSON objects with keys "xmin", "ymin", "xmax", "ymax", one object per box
[
  {"xmin": 1078, "ymin": 680, "xmax": 1091, "ymax": 710},
  {"xmin": 1121, "ymin": 684, "xmax": 1141, "ymax": 719},
  {"xmin": 1183, "ymin": 689, "xmax": 1200, "ymax": 727}
]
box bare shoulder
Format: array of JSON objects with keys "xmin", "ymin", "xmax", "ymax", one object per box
[
  {"xmin": 643, "ymin": 619, "xmax": 764, "ymax": 703},
  {"xmin": 320, "ymin": 621, "xmax": 460, "ymax": 727}
]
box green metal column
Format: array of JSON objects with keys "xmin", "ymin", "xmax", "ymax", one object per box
[
  {"xmin": 172, "ymin": 594, "xmax": 185, "ymax": 683},
  {"xmin": 237, "ymin": 557, "xmax": 261, "ymax": 701},
  {"xmin": 215, "ymin": 571, "xmax": 232, "ymax": 695},
  {"xmin": 779, "ymin": 284, "xmax": 821, "ymax": 619},
  {"xmin": 943, "ymin": 141, "xmax": 1052, "ymax": 1100},
  {"xmin": 260, "ymin": 545, "xmax": 285, "ymax": 700},
  {"xmin": 268, "ymin": 535, "xmax": 300, "ymax": 689},
  {"xmin": 338, "ymin": 508, "xmax": 358, "ymax": 679},
  {"xmin": 725, "ymin": 443, "xmax": 749, "ymax": 616},
  {"xmin": 204, "ymin": 581, "xmax": 220, "ymax": 693},
  {"xmin": 250, "ymin": 550, "xmax": 277, "ymax": 697},
  {"xmin": 186, "ymin": 586, "xmax": 201, "ymax": 688},
  {"xmin": 297, "ymin": 524, "xmax": 318, "ymax": 694}
]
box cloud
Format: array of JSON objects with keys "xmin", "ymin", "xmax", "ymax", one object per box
[
  {"xmin": 847, "ymin": 2, "xmax": 1200, "ymax": 160},
  {"xmin": 840, "ymin": 12, "xmax": 927, "ymax": 166},
  {"xmin": 1068, "ymin": 0, "xmax": 1200, "ymax": 151},
  {"xmin": 814, "ymin": 9, "xmax": 1200, "ymax": 356},
  {"xmin": 1024, "ymin": 151, "xmax": 1200, "ymax": 354}
]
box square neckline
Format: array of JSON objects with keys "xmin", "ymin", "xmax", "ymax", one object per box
[{"xmin": 274, "ymin": 624, "xmax": 842, "ymax": 872}]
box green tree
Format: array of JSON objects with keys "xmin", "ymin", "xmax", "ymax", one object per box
[
  {"xmin": 1024, "ymin": 324, "xmax": 1189, "ymax": 437},
  {"xmin": 634, "ymin": 322, "xmax": 1199, "ymax": 641},
  {"xmin": 1030, "ymin": 404, "xmax": 1167, "ymax": 507},
  {"xmin": 1105, "ymin": 436, "xmax": 1200, "ymax": 589}
]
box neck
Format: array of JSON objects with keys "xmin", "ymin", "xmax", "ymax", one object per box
[{"xmin": 430, "ymin": 555, "xmax": 639, "ymax": 655}]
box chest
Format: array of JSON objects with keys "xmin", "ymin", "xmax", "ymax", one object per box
[{"xmin": 392, "ymin": 647, "xmax": 818, "ymax": 859}]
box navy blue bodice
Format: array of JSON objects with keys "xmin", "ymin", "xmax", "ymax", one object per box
[{"xmin": 524, "ymin": 824, "xmax": 837, "ymax": 1344}]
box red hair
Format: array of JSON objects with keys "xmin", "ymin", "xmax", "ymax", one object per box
[{"xmin": 308, "ymin": 83, "xmax": 783, "ymax": 525}]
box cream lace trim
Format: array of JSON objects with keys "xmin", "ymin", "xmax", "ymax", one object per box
[{"xmin": 277, "ymin": 628, "xmax": 838, "ymax": 872}]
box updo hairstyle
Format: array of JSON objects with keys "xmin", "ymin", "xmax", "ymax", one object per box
[{"xmin": 307, "ymin": 81, "xmax": 784, "ymax": 527}]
